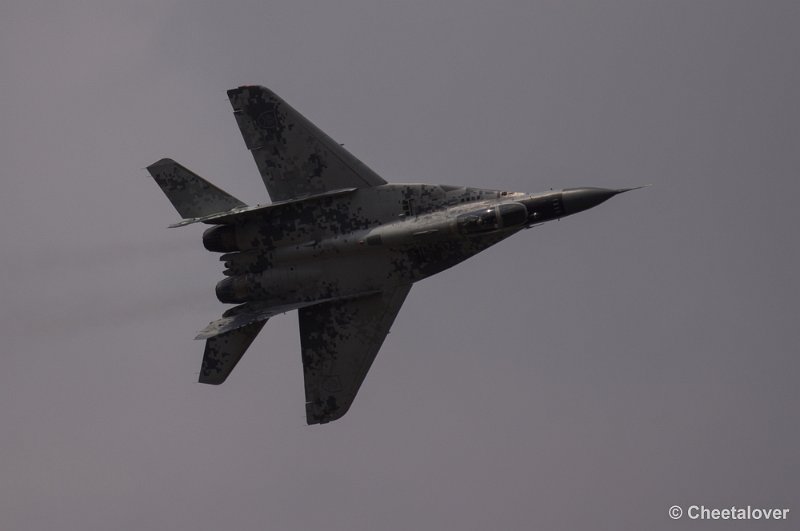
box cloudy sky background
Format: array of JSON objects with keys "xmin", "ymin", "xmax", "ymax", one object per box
[{"xmin": 1, "ymin": 1, "xmax": 798, "ymax": 529}]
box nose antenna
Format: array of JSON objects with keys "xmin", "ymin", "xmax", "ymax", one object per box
[{"xmin": 616, "ymin": 184, "xmax": 652, "ymax": 194}]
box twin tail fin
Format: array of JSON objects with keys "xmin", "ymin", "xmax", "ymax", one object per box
[{"xmin": 147, "ymin": 158, "xmax": 246, "ymax": 220}]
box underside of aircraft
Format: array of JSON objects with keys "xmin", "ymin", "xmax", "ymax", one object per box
[{"xmin": 148, "ymin": 86, "xmax": 636, "ymax": 424}]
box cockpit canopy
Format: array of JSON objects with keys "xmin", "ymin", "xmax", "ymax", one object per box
[{"xmin": 457, "ymin": 202, "xmax": 528, "ymax": 234}]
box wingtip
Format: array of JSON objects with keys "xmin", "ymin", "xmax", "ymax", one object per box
[
  {"xmin": 198, "ymin": 374, "xmax": 226, "ymax": 385},
  {"xmin": 147, "ymin": 157, "xmax": 176, "ymax": 170},
  {"xmin": 227, "ymin": 85, "xmax": 272, "ymax": 98},
  {"xmin": 305, "ymin": 399, "xmax": 351, "ymax": 425}
]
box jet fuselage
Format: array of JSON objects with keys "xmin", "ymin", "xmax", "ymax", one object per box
[
  {"xmin": 208, "ymin": 184, "xmax": 619, "ymax": 307},
  {"xmin": 148, "ymin": 85, "xmax": 638, "ymax": 424}
]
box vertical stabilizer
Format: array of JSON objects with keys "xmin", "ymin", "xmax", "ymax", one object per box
[{"xmin": 147, "ymin": 158, "xmax": 246, "ymax": 219}]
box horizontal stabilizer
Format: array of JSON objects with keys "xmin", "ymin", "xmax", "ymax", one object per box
[
  {"xmin": 147, "ymin": 158, "xmax": 246, "ymax": 219},
  {"xmin": 196, "ymin": 294, "xmax": 380, "ymax": 339},
  {"xmin": 197, "ymin": 300, "xmax": 312, "ymax": 339},
  {"xmin": 196, "ymin": 291, "xmax": 384, "ymax": 385},
  {"xmin": 196, "ymin": 311, "xmax": 270, "ymax": 340},
  {"xmin": 199, "ymin": 321, "xmax": 266, "ymax": 385},
  {"xmin": 169, "ymin": 187, "xmax": 357, "ymax": 228}
]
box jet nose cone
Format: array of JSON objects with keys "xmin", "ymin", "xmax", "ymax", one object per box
[{"xmin": 561, "ymin": 187, "xmax": 630, "ymax": 216}]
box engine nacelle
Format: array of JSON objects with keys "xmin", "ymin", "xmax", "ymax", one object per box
[
  {"xmin": 203, "ymin": 225, "xmax": 238, "ymax": 253},
  {"xmin": 215, "ymin": 275, "xmax": 250, "ymax": 303},
  {"xmin": 215, "ymin": 266, "xmax": 320, "ymax": 304}
]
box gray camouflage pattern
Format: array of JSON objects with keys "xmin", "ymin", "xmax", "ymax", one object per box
[
  {"xmin": 149, "ymin": 85, "xmax": 637, "ymax": 424},
  {"xmin": 147, "ymin": 158, "xmax": 245, "ymax": 219},
  {"xmin": 228, "ymin": 86, "xmax": 385, "ymax": 202}
]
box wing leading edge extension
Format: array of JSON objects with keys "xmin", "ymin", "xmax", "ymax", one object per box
[
  {"xmin": 227, "ymin": 85, "xmax": 386, "ymax": 202},
  {"xmin": 299, "ymin": 285, "xmax": 412, "ymax": 425}
]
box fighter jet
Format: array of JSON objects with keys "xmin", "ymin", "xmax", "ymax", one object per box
[{"xmin": 148, "ymin": 85, "xmax": 638, "ymax": 425}]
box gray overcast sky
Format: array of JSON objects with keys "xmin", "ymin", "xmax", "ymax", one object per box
[{"xmin": 1, "ymin": 1, "xmax": 798, "ymax": 529}]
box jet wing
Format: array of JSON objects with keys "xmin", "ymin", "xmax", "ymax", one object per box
[
  {"xmin": 299, "ymin": 284, "xmax": 411, "ymax": 425},
  {"xmin": 227, "ymin": 86, "xmax": 386, "ymax": 202}
]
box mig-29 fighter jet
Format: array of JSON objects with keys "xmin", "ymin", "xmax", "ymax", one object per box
[{"xmin": 148, "ymin": 86, "xmax": 638, "ymax": 424}]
